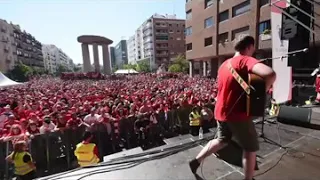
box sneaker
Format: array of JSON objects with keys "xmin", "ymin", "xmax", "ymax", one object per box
[{"xmin": 189, "ymin": 159, "xmax": 200, "ymax": 174}]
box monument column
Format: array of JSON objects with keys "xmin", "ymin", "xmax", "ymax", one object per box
[
  {"xmin": 102, "ymin": 44, "xmax": 111, "ymax": 75},
  {"xmin": 81, "ymin": 43, "xmax": 91, "ymax": 72},
  {"xmin": 203, "ymin": 61, "xmax": 207, "ymax": 77},
  {"xmin": 189, "ymin": 60, "xmax": 194, "ymax": 77},
  {"xmin": 93, "ymin": 43, "xmax": 100, "ymax": 72}
]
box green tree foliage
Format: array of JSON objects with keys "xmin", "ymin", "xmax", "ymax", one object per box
[
  {"xmin": 168, "ymin": 64, "xmax": 182, "ymax": 73},
  {"xmin": 7, "ymin": 63, "xmax": 33, "ymax": 82},
  {"xmin": 168, "ymin": 54, "xmax": 189, "ymax": 73},
  {"xmin": 136, "ymin": 59, "xmax": 150, "ymax": 72},
  {"xmin": 123, "ymin": 64, "xmax": 138, "ymax": 70},
  {"xmin": 73, "ymin": 66, "xmax": 82, "ymax": 72},
  {"xmin": 122, "ymin": 59, "xmax": 150, "ymax": 73},
  {"xmin": 56, "ymin": 64, "xmax": 71, "ymax": 76}
]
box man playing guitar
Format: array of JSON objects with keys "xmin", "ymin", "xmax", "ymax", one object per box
[{"xmin": 189, "ymin": 36, "xmax": 276, "ymax": 180}]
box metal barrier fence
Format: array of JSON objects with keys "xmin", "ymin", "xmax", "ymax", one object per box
[{"xmin": 0, "ymin": 105, "xmax": 215, "ymax": 179}]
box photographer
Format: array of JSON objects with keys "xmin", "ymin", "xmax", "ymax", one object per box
[{"xmin": 39, "ymin": 116, "xmax": 56, "ymax": 134}]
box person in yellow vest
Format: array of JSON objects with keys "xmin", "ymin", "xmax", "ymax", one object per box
[
  {"xmin": 74, "ymin": 131, "xmax": 100, "ymax": 167},
  {"xmin": 6, "ymin": 141, "xmax": 36, "ymax": 180},
  {"xmin": 189, "ymin": 106, "xmax": 202, "ymax": 136}
]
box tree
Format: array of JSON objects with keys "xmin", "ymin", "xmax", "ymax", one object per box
[
  {"xmin": 123, "ymin": 64, "xmax": 138, "ymax": 70},
  {"xmin": 168, "ymin": 54, "xmax": 189, "ymax": 73},
  {"xmin": 7, "ymin": 63, "xmax": 33, "ymax": 82},
  {"xmin": 136, "ymin": 59, "xmax": 150, "ymax": 72},
  {"xmin": 56, "ymin": 65, "xmax": 70, "ymax": 76},
  {"xmin": 73, "ymin": 66, "xmax": 82, "ymax": 72},
  {"xmin": 168, "ymin": 64, "xmax": 182, "ymax": 73}
]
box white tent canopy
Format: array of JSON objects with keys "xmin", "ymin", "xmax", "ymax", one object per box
[
  {"xmin": 0, "ymin": 72, "xmax": 23, "ymax": 88},
  {"xmin": 114, "ymin": 69, "xmax": 139, "ymax": 74}
]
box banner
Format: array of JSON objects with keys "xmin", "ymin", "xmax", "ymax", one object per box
[{"xmin": 271, "ymin": 0, "xmax": 292, "ymax": 103}]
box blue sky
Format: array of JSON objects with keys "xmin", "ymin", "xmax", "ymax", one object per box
[{"xmin": 0, "ymin": 0, "xmax": 185, "ymax": 64}]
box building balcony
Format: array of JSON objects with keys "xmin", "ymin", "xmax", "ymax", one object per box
[
  {"xmin": 4, "ymin": 47, "xmax": 9, "ymax": 53},
  {"xmin": 143, "ymin": 30, "xmax": 153, "ymax": 36},
  {"xmin": 156, "ymin": 53, "xmax": 169, "ymax": 57},
  {"xmin": 143, "ymin": 26, "xmax": 152, "ymax": 32},
  {"xmin": 155, "ymin": 32, "xmax": 168, "ymax": 35},
  {"xmin": 154, "ymin": 26, "xmax": 167, "ymax": 30},
  {"xmin": 20, "ymin": 58, "xmax": 30, "ymax": 65},
  {"xmin": 155, "ymin": 39, "xmax": 168, "ymax": 43},
  {"xmin": 5, "ymin": 57, "xmax": 11, "ymax": 64},
  {"xmin": 156, "ymin": 46, "xmax": 168, "ymax": 49}
]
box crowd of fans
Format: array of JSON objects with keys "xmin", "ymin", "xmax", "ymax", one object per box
[{"xmin": 0, "ymin": 74, "xmax": 217, "ymax": 144}]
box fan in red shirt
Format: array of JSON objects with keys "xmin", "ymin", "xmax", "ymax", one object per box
[
  {"xmin": 315, "ymin": 73, "xmax": 320, "ymax": 103},
  {"xmin": 189, "ymin": 36, "xmax": 276, "ymax": 180},
  {"xmin": 3, "ymin": 114, "xmax": 20, "ymax": 132}
]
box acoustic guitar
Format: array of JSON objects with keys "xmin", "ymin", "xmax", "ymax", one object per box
[{"xmin": 247, "ymin": 74, "xmax": 266, "ymax": 116}]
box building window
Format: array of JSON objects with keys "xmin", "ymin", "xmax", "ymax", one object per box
[
  {"xmin": 219, "ymin": 10, "xmax": 229, "ymax": 22},
  {"xmin": 259, "ymin": 20, "xmax": 271, "ymax": 34},
  {"xmin": 204, "ymin": 37, "xmax": 213, "ymax": 46},
  {"xmin": 204, "ymin": 17, "xmax": 214, "ymax": 28},
  {"xmin": 232, "ymin": 1, "xmax": 250, "ymax": 17},
  {"xmin": 218, "ymin": 32, "xmax": 229, "ymax": 43},
  {"xmin": 186, "ymin": 10, "xmax": 192, "ymax": 20},
  {"xmin": 205, "ymin": 0, "xmax": 214, "ymax": 9},
  {"xmin": 232, "ymin": 26, "xmax": 250, "ymax": 40},
  {"xmin": 260, "ymin": 0, "xmax": 269, "ymax": 7},
  {"xmin": 186, "ymin": 43, "xmax": 192, "ymax": 51},
  {"xmin": 177, "ymin": 37, "xmax": 181, "ymax": 40},
  {"xmin": 185, "ymin": 27, "xmax": 192, "ymax": 36}
]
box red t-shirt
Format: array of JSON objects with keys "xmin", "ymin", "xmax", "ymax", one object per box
[
  {"xmin": 214, "ymin": 55, "xmax": 259, "ymax": 122},
  {"xmin": 315, "ymin": 76, "xmax": 320, "ymax": 93}
]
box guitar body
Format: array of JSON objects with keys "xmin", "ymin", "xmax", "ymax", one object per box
[{"xmin": 247, "ymin": 74, "xmax": 266, "ymax": 116}]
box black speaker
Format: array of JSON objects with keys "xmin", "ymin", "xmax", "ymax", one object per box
[
  {"xmin": 277, "ymin": 106, "xmax": 312, "ymax": 125},
  {"xmin": 281, "ymin": 0, "xmax": 312, "ymax": 68},
  {"xmin": 214, "ymin": 139, "xmax": 259, "ymax": 170}
]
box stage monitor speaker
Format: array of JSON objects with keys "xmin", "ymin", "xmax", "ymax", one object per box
[
  {"xmin": 277, "ymin": 106, "xmax": 312, "ymax": 125},
  {"xmin": 215, "ymin": 139, "xmax": 259, "ymax": 170}
]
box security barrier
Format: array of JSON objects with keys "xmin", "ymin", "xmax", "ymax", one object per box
[{"xmin": 0, "ymin": 105, "xmax": 215, "ymax": 179}]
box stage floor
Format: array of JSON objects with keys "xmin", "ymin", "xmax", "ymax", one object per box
[{"xmin": 40, "ymin": 107, "xmax": 320, "ymax": 180}]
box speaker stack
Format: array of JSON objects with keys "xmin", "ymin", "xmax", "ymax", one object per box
[{"xmin": 281, "ymin": 0, "xmax": 312, "ymax": 68}]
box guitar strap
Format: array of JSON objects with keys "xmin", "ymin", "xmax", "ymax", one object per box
[{"xmin": 227, "ymin": 60, "xmax": 251, "ymax": 95}]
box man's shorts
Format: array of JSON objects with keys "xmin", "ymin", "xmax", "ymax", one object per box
[{"xmin": 216, "ymin": 120, "xmax": 259, "ymax": 152}]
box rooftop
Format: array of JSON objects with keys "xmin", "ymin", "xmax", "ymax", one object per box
[{"xmin": 77, "ymin": 35, "xmax": 113, "ymax": 45}]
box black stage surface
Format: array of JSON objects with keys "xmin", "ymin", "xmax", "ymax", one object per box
[{"xmin": 40, "ymin": 107, "xmax": 320, "ymax": 180}]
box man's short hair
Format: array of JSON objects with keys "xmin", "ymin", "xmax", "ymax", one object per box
[
  {"xmin": 234, "ymin": 35, "xmax": 255, "ymax": 52},
  {"xmin": 83, "ymin": 131, "xmax": 93, "ymax": 141}
]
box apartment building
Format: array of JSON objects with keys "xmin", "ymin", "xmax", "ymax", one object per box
[
  {"xmin": 127, "ymin": 14, "xmax": 185, "ymax": 70},
  {"xmin": 109, "ymin": 46, "xmax": 116, "ymax": 69},
  {"xmin": 42, "ymin": 44, "xmax": 74, "ymax": 74},
  {"xmin": 12, "ymin": 24, "xmax": 44, "ymax": 70},
  {"xmin": 0, "ymin": 19, "xmax": 16, "ymax": 72},
  {"xmin": 127, "ymin": 36, "xmax": 135, "ymax": 64},
  {"xmin": 186, "ymin": 0, "xmax": 273, "ymax": 77},
  {"xmin": 186, "ymin": 0, "xmax": 320, "ymax": 77},
  {"xmin": 114, "ymin": 40, "xmax": 128, "ymax": 68},
  {"xmin": 0, "ymin": 19, "xmax": 44, "ymax": 73}
]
